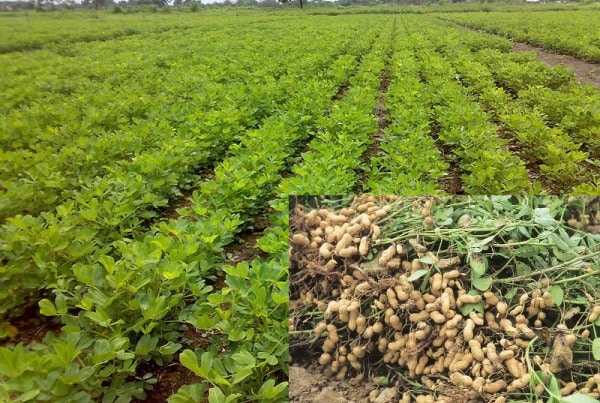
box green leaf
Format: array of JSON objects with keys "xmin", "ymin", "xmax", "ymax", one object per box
[
  {"xmin": 471, "ymin": 276, "xmax": 492, "ymax": 291},
  {"xmin": 373, "ymin": 377, "xmax": 389, "ymax": 386},
  {"xmin": 224, "ymin": 262, "xmax": 249, "ymax": 278},
  {"xmin": 469, "ymin": 254, "xmax": 486, "ymax": 276},
  {"xmin": 0, "ymin": 344, "xmax": 32, "ymax": 377},
  {"xmin": 407, "ymin": 269, "xmax": 429, "ymax": 282},
  {"xmin": 548, "ymin": 373, "xmax": 561, "ymax": 398},
  {"xmin": 266, "ymin": 355, "xmax": 278, "ymax": 366},
  {"xmin": 158, "ymin": 342, "xmax": 182, "ymax": 356},
  {"xmin": 99, "ymin": 255, "xmax": 116, "ymax": 275},
  {"xmin": 15, "ymin": 389, "xmax": 40, "ymax": 402},
  {"xmin": 208, "ymin": 387, "xmax": 240, "ymax": 403},
  {"xmin": 548, "ymin": 285, "xmax": 564, "ymax": 306},
  {"xmin": 468, "ymin": 235, "xmax": 495, "ymax": 252},
  {"xmin": 54, "ymin": 292, "xmax": 68, "ymax": 314},
  {"xmin": 135, "ymin": 334, "xmax": 158, "ymax": 356},
  {"xmin": 233, "ymin": 350, "xmax": 256, "ymax": 368},
  {"xmin": 419, "ymin": 255, "xmax": 435, "ymax": 265},
  {"xmin": 515, "ymin": 261, "xmax": 530, "ymax": 276},
  {"xmin": 115, "ymin": 350, "xmax": 135, "ymax": 360},
  {"xmin": 592, "ymin": 338, "xmax": 600, "ymax": 361},
  {"xmin": 256, "ymin": 379, "xmax": 288, "ymax": 400},
  {"xmin": 38, "ymin": 299, "xmax": 57, "ymax": 316},
  {"xmin": 85, "ymin": 308, "xmax": 111, "ymax": 327},
  {"xmin": 563, "ymin": 394, "xmax": 600, "ymax": 403},
  {"xmin": 231, "ymin": 367, "xmax": 252, "ymax": 384},
  {"xmin": 200, "ymin": 351, "xmax": 215, "ymax": 372},
  {"xmin": 533, "ymin": 208, "xmax": 558, "ymax": 227},
  {"xmin": 168, "ymin": 384, "xmax": 208, "ymax": 403},
  {"xmin": 180, "ymin": 350, "xmax": 208, "ymax": 378},
  {"xmin": 160, "ymin": 262, "xmax": 184, "ymax": 280},
  {"xmin": 92, "ymin": 339, "xmax": 116, "ymax": 364},
  {"xmin": 207, "ymin": 387, "xmax": 226, "ymax": 403},
  {"xmin": 549, "ymin": 232, "xmax": 570, "ymax": 252}
]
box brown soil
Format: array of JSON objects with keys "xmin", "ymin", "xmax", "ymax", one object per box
[
  {"xmin": 512, "ymin": 42, "xmax": 600, "ymax": 89},
  {"xmin": 134, "ymin": 359, "xmax": 204, "ymax": 403},
  {"xmin": 289, "ymin": 365, "xmax": 375, "ymax": 403},
  {"xmin": 224, "ymin": 212, "xmax": 270, "ymax": 263},
  {"xmin": 355, "ymin": 66, "xmax": 391, "ymax": 194},
  {"xmin": 430, "ymin": 125, "xmax": 464, "ymax": 194},
  {"xmin": 1, "ymin": 301, "xmax": 62, "ymax": 347},
  {"xmin": 157, "ymin": 189, "xmax": 195, "ymax": 221},
  {"xmin": 334, "ymin": 83, "xmax": 350, "ymax": 101}
]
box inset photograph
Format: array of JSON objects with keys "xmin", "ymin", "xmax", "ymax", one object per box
[{"xmin": 289, "ymin": 195, "xmax": 600, "ymax": 403}]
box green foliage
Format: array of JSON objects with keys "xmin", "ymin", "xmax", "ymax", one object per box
[
  {"xmin": 2, "ymin": 9, "xmax": 600, "ymax": 402},
  {"xmin": 440, "ymin": 10, "xmax": 600, "ymax": 62}
]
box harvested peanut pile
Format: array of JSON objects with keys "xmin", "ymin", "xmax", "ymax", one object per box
[{"xmin": 289, "ymin": 196, "xmax": 600, "ymax": 403}]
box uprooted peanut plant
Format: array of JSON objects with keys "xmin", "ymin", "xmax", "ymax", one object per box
[{"xmin": 289, "ymin": 196, "xmax": 600, "ymax": 403}]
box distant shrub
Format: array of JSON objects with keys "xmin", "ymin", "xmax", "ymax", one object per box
[{"xmin": 112, "ymin": 4, "xmax": 124, "ymax": 13}]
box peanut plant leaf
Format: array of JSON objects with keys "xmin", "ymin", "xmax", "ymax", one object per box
[
  {"xmin": 407, "ymin": 269, "xmax": 429, "ymax": 282},
  {"xmin": 593, "ymin": 338, "xmax": 600, "ymax": 361},
  {"xmin": 563, "ymin": 394, "xmax": 600, "ymax": 403},
  {"xmin": 180, "ymin": 350, "xmax": 208, "ymax": 378},
  {"xmin": 548, "ymin": 285, "xmax": 564, "ymax": 306},
  {"xmin": 469, "ymin": 253, "xmax": 486, "ymax": 276},
  {"xmin": 472, "ymin": 275, "xmax": 492, "ymax": 291}
]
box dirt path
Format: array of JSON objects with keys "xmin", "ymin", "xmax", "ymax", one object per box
[{"xmin": 512, "ymin": 42, "xmax": 600, "ymax": 89}]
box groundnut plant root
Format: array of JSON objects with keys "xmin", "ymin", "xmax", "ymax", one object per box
[{"xmin": 289, "ymin": 196, "xmax": 600, "ymax": 402}]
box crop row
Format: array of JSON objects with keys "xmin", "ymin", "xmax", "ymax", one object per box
[
  {"xmin": 419, "ymin": 50, "xmax": 533, "ymax": 194},
  {"xmin": 0, "ymin": 21, "xmax": 360, "ymax": 310},
  {"xmin": 0, "ymin": 14, "xmax": 373, "ymax": 315},
  {"xmin": 364, "ymin": 15, "xmax": 599, "ymax": 193},
  {"xmin": 0, "ymin": 15, "xmax": 387, "ymax": 401},
  {"xmin": 365, "ymin": 41, "xmax": 447, "ymax": 194},
  {"xmin": 371, "ymin": 19, "xmax": 532, "ymax": 194},
  {"xmin": 0, "ymin": 17, "xmax": 347, "ymax": 219},
  {"xmin": 438, "ymin": 10, "xmax": 600, "ymax": 62},
  {"xmin": 277, "ymin": 19, "xmax": 394, "ymax": 195},
  {"xmin": 419, "ymin": 17, "xmax": 600, "ymax": 192},
  {"xmin": 0, "ymin": 11, "xmax": 206, "ymax": 54}
]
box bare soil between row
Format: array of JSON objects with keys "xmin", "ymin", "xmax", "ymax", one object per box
[{"xmin": 512, "ymin": 42, "xmax": 600, "ymax": 89}]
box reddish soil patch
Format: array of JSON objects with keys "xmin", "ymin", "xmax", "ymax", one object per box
[
  {"xmin": 438, "ymin": 156, "xmax": 464, "ymax": 195},
  {"xmin": 134, "ymin": 358, "xmax": 204, "ymax": 403},
  {"xmin": 155, "ymin": 167, "xmax": 216, "ymax": 222},
  {"xmin": 334, "ymin": 83, "xmax": 350, "ymax": 101},
  {"xmin": 512, "ymin": 42, "xmax": 600, "ymax": 89},
  {"xmin": 156, "ymin": 189, "xmax": 195, "ymax": 221},
  {"xmin": 225, "ymin": 231, "xmax": 268, "ymax": 264},
  {"xmin": 1, "ymin": 298, "xmax": 62, "ymax": 347},
  {"xmin": 355, "ymin": 67, "xmax": 391, "ymax": 194},
  {"xmin": 135, "ymin": 325, "xmax": 232, "ymax": 403},
  {"xmin": 224, "ymin": 213, "xmax": 270, "ymax": 264},
  {"xmin": 430, "ymin": 125, "xmax": 464, "ymax": 195}
]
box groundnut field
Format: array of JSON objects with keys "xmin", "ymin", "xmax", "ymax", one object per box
[{"xmin": 1, "ymin": 6, "xmax": 600, "ymax": 403}]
